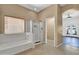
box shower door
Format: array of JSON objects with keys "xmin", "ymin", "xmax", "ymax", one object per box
[{"xmin": 32, "ymin": 21, "xmax": 41, "ymax": 43}]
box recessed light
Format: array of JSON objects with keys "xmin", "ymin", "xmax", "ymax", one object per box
[{"xmin": 34, "ymin": 8, "xmax": 37, "ymax": 11}]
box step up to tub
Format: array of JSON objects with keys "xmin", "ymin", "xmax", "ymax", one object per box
[{"xmin": 0, "ymin": 33, "xmax": 34, "ymax": 55}]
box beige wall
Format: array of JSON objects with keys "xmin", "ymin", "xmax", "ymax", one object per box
[
  {"xmin": 1, "ymin": 4, "xmax": 79, "ymax": 47},
  {"xmin": 39, "ymin": 5, "xmax": 57, "ymax": 20},
  {"xmin": 47, "ymin": 18, "xmax": 54, "ymax": 40},
  {"xmin": 39, "ymin": 5, "xmax": 62, "ymax": 47},
  {"xmin": 39, "ymin": 4, "xmax": 79, "ymax": 47},
  {"xmin": 55, "ymin": 5, "xmax": 62, "ymax": 46},
  {"xmin": 61, "ymin": 4, "xmax": 79, "ymax": 13},
  {"xmin": 0, "ymin": 4, "xmax": 37, "ymax": 33}
]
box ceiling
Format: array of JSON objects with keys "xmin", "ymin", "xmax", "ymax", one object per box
[
  {"xmin": 19, "ymin": 4, "xmax": 52, "ymax": 12},
  {"xmin": 19, "ymin": 4, "xmax": 79, "ymax": 18}
]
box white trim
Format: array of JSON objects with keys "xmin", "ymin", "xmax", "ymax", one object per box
[
  {"xmin": 45, "ymin": 19, "xmax": 48, "ymax": 43},
  {"xmin": 30, "ymin": 20, "xmax": 32, "ymax": 33},
  {"xmin": 53, "ymin": 17, "xmax": 56, "ymax": 47}
]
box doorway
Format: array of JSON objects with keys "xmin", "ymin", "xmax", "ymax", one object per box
[
  {"xmin": 45, "ymin": 17, "xmax": 55, "ymax": 47},
  {"xmin": 26, "ymin": 20, "xmax": 44, "ymax": 45}
]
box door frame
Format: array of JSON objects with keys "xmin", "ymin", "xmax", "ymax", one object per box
[{"xmin": 44, "ymin": 17, "xmax": 56, "ymax": 47}]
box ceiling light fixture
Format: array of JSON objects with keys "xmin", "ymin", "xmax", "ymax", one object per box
[
  {"xmin": 34, "ymin": 8, "xmax": 37, "ymax": 11},
  {"xmin": 67, "ymin": 14, "xmax": 72, "ymax": 18}
]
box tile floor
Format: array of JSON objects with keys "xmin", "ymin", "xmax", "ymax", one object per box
[{"xmin": 17, "ymin": 40, "xmax": 79, "ymax": 55}]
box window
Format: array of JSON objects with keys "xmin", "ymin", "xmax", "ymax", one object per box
[{"xmin": 4, "ymin": 16, "xmax": 24, "ymax": 34}]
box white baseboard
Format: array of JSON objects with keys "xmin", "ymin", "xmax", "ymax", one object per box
[{"xmin": 56, "ymin": 43, "xmax": 63, "ymax": 48}]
